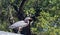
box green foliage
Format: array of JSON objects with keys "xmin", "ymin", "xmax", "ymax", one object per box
[{"xmin": 0, "ymin": 0, "xmax": 60, "ymax": 35}]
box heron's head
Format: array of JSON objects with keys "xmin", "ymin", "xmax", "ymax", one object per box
[
  {"xmin": 24, "ymin": 17, "xmax": 33, "ymax": 23},
  {"xmin": 25, "ymin": 17, "xmax": 32, "ymax": 21}
]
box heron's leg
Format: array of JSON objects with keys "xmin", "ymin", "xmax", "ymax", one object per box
[{"xmin": 18, "ymin": 27, "xmax": 22, "ymax": 34}]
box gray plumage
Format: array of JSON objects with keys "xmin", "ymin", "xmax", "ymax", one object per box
[{"xmin": 9, "ymin": 17, "xmax": 32, "ymax": 29}]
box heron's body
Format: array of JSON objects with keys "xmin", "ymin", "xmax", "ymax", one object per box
[
  {"xmin": 9, "ymin": 17, "xmax": 32, "ymax": 33},
  {"xmin": 9, "ymin": 21, "xmax": 28, "ymax": 29}
]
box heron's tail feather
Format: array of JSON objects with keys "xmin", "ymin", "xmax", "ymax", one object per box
[{"xmin": 9, "ymin": 26, "xmax": 15, "ymax": 29}]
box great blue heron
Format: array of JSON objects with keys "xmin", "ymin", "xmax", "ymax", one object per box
[{"xmin": 9, "ymin": 17, "xmax": 32, "ymax": 33}]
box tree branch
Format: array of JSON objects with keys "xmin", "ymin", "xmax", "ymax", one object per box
[
  {"xmin": 19, "ymin": 0, "xmax": 27, "ymax": 9},
  {"xmin": 17, "ymin": 0, "xmax": 27, "ymax": 20}
]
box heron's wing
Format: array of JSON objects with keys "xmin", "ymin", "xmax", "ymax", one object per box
[{"xmin": 9, "ymin": 21, "xmax": 28, "ymax": 29}]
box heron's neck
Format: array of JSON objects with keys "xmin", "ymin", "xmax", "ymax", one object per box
[{"xmin": 24, "ymin": 19, "xmax": 29, "ymax": 24}]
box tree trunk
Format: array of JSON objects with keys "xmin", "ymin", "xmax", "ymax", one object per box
[{"xmin": 21, "ymin": 22, "xmax": 31, "ymax": 35}]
